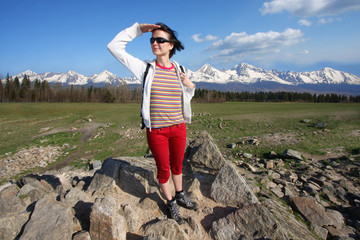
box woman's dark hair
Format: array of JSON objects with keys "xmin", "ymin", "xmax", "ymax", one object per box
[{"xmin": 153, "ymin": 22, "xmax": 184, "ymax": 58}]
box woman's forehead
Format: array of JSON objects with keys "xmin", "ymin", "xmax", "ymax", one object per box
[{"xmin": 152, "ymin": 30, "xmax": 170, "ymax": 38}]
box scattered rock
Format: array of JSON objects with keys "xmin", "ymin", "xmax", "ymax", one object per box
[{"xmin": 0, "ymin": 145, "xmax": 64, "ymax": 180}]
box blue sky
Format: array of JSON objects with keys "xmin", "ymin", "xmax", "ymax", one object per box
[{"xmin": 1, "ymin": 0, "xmax": 360, "ymax": 78}]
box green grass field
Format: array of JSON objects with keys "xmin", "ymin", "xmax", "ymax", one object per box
[{"xmin": 0, "ymin": 102, "xmax": 359, "ymax": 180}]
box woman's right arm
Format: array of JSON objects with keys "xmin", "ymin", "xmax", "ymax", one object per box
[{"xmin": 107, "ymin": 23, "xmax": 147, "ymax": 80}]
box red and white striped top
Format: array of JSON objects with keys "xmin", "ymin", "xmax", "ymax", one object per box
[{"xmin": 150, "ymin": 63, "xmax": 184, "ymax": 128}]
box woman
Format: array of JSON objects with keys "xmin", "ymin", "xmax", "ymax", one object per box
[{"xmin": 107, "ymin": 22, "xmax": 197, "ymax": 224}]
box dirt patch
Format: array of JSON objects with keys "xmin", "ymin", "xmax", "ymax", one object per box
[
  {"xmin": 348, "ymin": 129, "xmax": 360, "ymax": 137},
  {"xmin": 32, "ymin": 122, "xmax": 105, "ymax": 143},
  {"xmin": 302, "ymin": 146, "xmax": 348, "ymax": 161},
  {"xmin": 31, "ymin": 122, "xmax": 105, "ymax": 172},
  {"xmin": 260, "ymin": 132, "xmax": 302, "ymax": 146},
  {"xmin": 116, "ymin": 127, "xmax": 145, "ymax": 140}
]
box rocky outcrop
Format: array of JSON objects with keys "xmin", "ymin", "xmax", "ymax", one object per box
[{"xmin": 0, "ymin": 131, "xmax": 359, "ymax": 239}]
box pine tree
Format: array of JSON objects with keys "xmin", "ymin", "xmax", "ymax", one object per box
[
  {"xmin": 32, "ymin": 79, "xmax": 41, "ymax": 102},
  {"xmin": 20, "ymin": 75, "xmax": 31, "ymax": 102},
  {"xmin": 0, "ymin": 78, "xmax": 3, "ymax": 102}
]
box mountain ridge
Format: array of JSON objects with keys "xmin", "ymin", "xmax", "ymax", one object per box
[{"xmin": 4, "ymin": 63, "xmax": 360, "ymax": 91}]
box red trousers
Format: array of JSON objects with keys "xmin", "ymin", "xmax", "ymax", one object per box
[{"xmin": 146, "ymin": 123, "xmax": 187, "ymax": 184}]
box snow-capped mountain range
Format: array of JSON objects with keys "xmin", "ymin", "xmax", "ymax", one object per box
[
  {"xmin": 190, "ymin": 63, "xmax": 360, "ymax": 85},
  {"xmin": 5, "ymin": 63, "xmax": 360, "ymax": 91}
]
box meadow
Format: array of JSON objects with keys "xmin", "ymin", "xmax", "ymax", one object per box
[{"xmin": 0, "ymin": 102, "xmax": 359, "ymax": 180}]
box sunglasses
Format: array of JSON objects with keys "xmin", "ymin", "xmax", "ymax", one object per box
[{"xmin": 150, "ymin": 37, "xmax": 171, "ymax": 44}]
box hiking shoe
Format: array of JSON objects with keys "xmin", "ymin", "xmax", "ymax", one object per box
[
  {"xmin": 167, "ymin": 199, "xmax": 184, "ymax": 225},
  {"xmin": 175, "ymin": 191, "xmax": 198, "ymax": 210}
]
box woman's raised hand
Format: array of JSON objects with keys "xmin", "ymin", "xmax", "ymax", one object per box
[{"xmin": 139, "ymin": 23, "xmax": 161, "ymax": 33}]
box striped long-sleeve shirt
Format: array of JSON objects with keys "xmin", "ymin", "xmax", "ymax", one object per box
[{"xmin": 150, "ymin": 63, "xmax": 184, "ymax": 128}]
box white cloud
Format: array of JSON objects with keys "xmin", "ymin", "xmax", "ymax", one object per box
[
  {"xmin": 317, "ymin": 17, "xmax": 336, "ymax": 25},
  {"xmin": 260, "ymin": 0, "xmax": 360, "ymax": 17},
  {"xmin": 207, "ymin": 28, "xmax": 304, "ymax": 61},
  {"xmin": 300, "ymin": 49, "xmax": 309, "ymax": 54},
  {"xmin": 298, "ymin": 19, "xmax": 312, "ymax": 26},
  {"xmin": 191, "ymin": 34, "xmax": 218, "ymax": 43}
]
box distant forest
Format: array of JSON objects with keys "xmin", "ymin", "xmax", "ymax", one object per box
[{"xmin": 1, "ymin": 75, "xmax": 359, "ymax": 103}]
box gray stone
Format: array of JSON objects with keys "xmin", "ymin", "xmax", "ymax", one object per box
[
  {"xmin": 122, "ymin": 204, "xmax": 140, "ymax": 233},
  {"xmin": 91, "ymin": 160, "xmax": 102, "ymax": 171},
  {"xmin": 19, "ymin": 195, "xmax": 73, "ymax": 240},
  {"xmin": 0, "ymin": 196, "xmax": 26, "ymax": 214},
  {"xmin": 63, "ymin": 187, "xmax": 90, "ymax": 206},
  {"xmin": 282, "ymin": 149, "xmax": 303, "ymax": 161},
  {"xmin": 144, "ymin": 233, "xmax": 168, "ymax": 240},
  {"xmin": 240, "ymin": 162, "xmax": 258, "ymax": 173},
  {"xmin": 326, "ymin": 209, "xmax": 344, "ymax": 229},
  {"xmin": 301, "ymin": 119, "xmax": 312, "ymax": 123},
  {"xmin": 210, "ymin": 163, "xmax": 259, "ymax": 207},
  {"xmin": 87, "ymin": 157, "xmax": 158, "ymax": 198},
  {"xmin": 186, "ymin": 131, "xmax": 226, "ymax": 171},
  {"xmin": 311, "ymin": 223, "xmax": 328, "ymax": 240},
  {"xmin": 73, "ymin": 231, "xmax": 91, "ymax": 240},
  {"xmin": 272, "ymin": 187, "xmax": 284, "ymax": 198},
  {"xmin": 89, "ymin": 196, "xmax": 126, "ymax": 240},
  {"xmin": 242, "ymin": 153, "xmax": 253, "ymax": 158},
  {"xmin": 0, "ymin": 211, "xmax": 30, "ymax": 240},
  {"xmin": 86, "ymin": 159, "xmax": 122, "ymax": 193},
  {"xmin": 265, "ymin": 159, "xmax": 275, "ymax": 169},
  {"xmin": 227, "ymin": 143, "xmax": 236, "ymax": 149},
  {"xmin": 290, "ymin": 196, "xmax": 332, "ymax": 227},
  {"xmin": 143, "ymin": 219, "xmax": 188, "ymax": 240},
  {"xmin": 17, "ymin": 184, "xmax": 45, "ymax": 202},
  {"xmin": 210, "ymin": 203, "xmax": 288, "ymax": 240},
  {"xmin": 316, "ymin": 122, "xmax": 326, "ymax": 128}
]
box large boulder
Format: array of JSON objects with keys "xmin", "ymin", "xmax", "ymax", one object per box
[
  {"xmin": 186, "ymin": 131, "xmax": 226, "ymax": 172},
  {"xmin": 210, "ymin": 203, "xmax": 289, "ymax": 240},
  {"xmin": 210, "ymin": 162, "xmax": 259, "ymax": 207},
  {"xmin": 19, "ymin": 194, "xmax": 74, "ymax": 240}
]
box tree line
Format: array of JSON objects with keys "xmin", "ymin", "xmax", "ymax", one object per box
[{"xmin": 1, "ymin": 75, "xmax": 359, "ymax": 103}]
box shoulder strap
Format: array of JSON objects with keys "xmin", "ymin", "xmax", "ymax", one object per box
[
  {"xmin": 143, "ymin": 63, "xmax": 151, "ymax": 88},
  {"xmin": 180, "ymin": 65, "xmax": 185, "ymax": 73}
]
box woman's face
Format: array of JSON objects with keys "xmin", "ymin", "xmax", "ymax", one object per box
[{"xmin": 151, "ymin": 30, "xmax": 174, "ymax": 58}]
